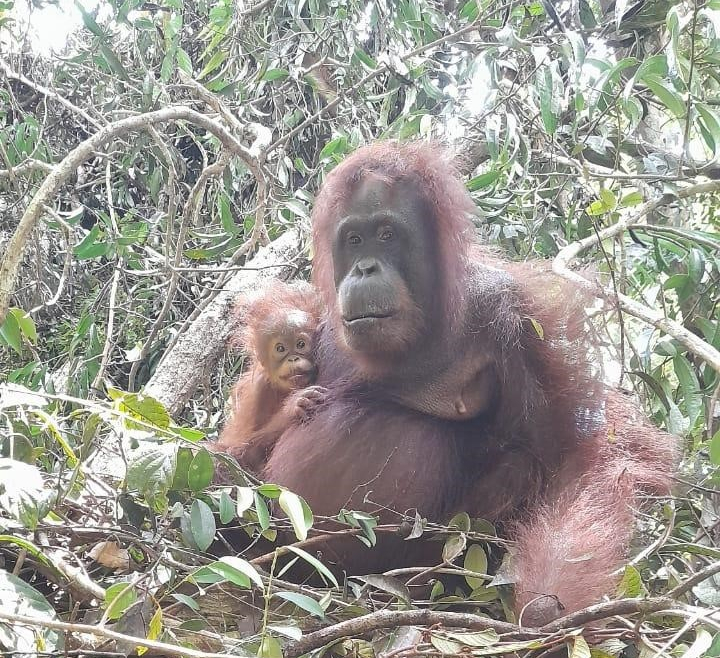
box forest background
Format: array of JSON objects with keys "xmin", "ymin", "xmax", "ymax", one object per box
[{"xmin": 1, "ymin": 0, "xmax": 720, "ymax": 656}]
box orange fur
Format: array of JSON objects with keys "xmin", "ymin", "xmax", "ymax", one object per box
[
  {"xmin": 215, "ymin": 280, "xmax": 324, "ymax": 472},
  {"xmin": 511, "ymin": 390, "xmax": 678, "ymax": 625}
]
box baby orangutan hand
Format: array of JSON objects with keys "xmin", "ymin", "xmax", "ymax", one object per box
[{"xmin": 289, "ymin": 386, "xmax": 328, "ymax": 422}]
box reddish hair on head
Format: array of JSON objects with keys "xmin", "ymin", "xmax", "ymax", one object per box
[
  {"xmin": 311, "ymin": 140, "xmax": 476, "ymax": 321},
  {"xmin": 235, "ymin": 279, "xmax": 323, "ymax": 360}
]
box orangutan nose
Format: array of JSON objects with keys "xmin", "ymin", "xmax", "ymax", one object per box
[{"xmin": 355, "ymin": 258, "xmax": 379, "ymax": 277}]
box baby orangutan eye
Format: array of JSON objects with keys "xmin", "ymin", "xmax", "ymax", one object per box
[
  {"xmin": 297, "ymin": 340, "xmax": 306, "ymax": 349},
  {"xmin": 275, "ymin": 343, "xmax": 286, "ymax": 353}
]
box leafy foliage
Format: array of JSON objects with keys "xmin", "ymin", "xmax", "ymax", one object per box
[{"xmin": 0, "ymin": 0, "xmax": 719, "ymax": 655}]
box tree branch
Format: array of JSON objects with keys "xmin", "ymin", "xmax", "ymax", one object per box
[
  {"xmin": 284, "ymin": 610, "xmax": 534, "ymax": 658},
  {"xmin": 0, "ymin": 610, "xmax": 233, "ymax": 658},
  {"xmin": 553, "ymin": 181, "xmax": 720, "ymax": 374},
  {"xmin": 0, "ymin": 105, "xmax": 265, "ymax": 324}
]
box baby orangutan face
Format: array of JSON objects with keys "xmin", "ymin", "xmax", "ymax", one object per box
[{"xmin": 258, "ymin": 310, "xmax": 318, "ymax": 393}]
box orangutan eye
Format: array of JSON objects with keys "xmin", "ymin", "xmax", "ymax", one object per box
[
  {"xmin": 296, "ymin": 339, "xmax": 306, "ymax": 349},
  {"xmin": 378, "ymin": 228, "xmax": 394, "ymax": 241},
  {"xmin": 275, "ymin": 343, "xmax": 286, "ymax": 353},
  {"xmin": 348, "ymin": 234, "xmax": 362, "ymax": 246}
]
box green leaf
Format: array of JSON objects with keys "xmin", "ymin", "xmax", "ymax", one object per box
[
  {"xmin": 0, "ymin": 570, "xmax": 63, "ymax": 651},
  {"xmin": 430, "ymin": 636, "xmax": 463, "ymax": 654},
  {"xmin": 666, "ymin": 400, "xmax": 687, "ymax": 435},
  {"xmin": 126, "ymin": 445, "xmax": 176, "ymax": 505},
  {"xmin": 536, "ymin": 65, "xmax": 560, "ymax": 135},
  {"xmin": 442, "ymin": 533, "xmax": 467, "ymax": 562},
  {"xmin": 706, "ymin": 631, "xmax": 720, "ymax": 658},
  {"xmin": 218, "ymin": 490, "xmax": 235, "ymax": 524},
  {"xmin": 189, "ymin": 499, "xmax": 216, "ymax": 552},
  {"xmin": 284, "ymin": 199, "xmax": 309, "ymax": 220},
  {"xmin": 568, "ymin": 635, "xmax": 591, "ymax": 658},
  {"xmin": 448, "ymin": 512, "xmax": 471, "ymax": 532},
  {"xmin": 258, "ymin": 634, "xmax": 283, "ymax": 658},
  {"xmin": 262, "ymin": 68, "xmax": 289, "ymax": 82},
  {"xmin": 0, "ymin": 310, "xmax": 22, "ymax": 354},
  {"xmin": 169, "ymin": 426, "xmax": 205, "ymax": 442},
  {"xmin": 188, "ymin": 449, "xmax": 214, "ymax": 492},
  {"xmin": 710, "ymin": 430, "xmax": 720, "ymax": 466},
  {"xmin": 285, "ymin": 546, "xmax": 339, "ymax": 587},
  {"xmin": 0, "ymin": 536, "xmax": 52, "ymax": 567},
  {"xmin": 616, "ymin": 564, "xmax": 644, "ymax": 597},
  {"xmin": 319, "ymin": 136, "xmax": 348, "ymax": 160},
  {"xmin": 356, "ymin": 574, "xmax": 410, "ymax": 602},
  {"xmin": 176, "ymin": 47, "xmax": 192, "ymax": 74},
  {"xmin": 464, "ymin": 544, "xmax": 488, "ymax": 589},
  {"xmin": 643, "ymin": 74, "xmax": 685, "ymax": 119},
  {"xmin": 160, "ymin": 49, "xmax": 175, "ymax": 83},
  {"xmin": 74, "ymin": 225, "xmax": 109, "ymax": 260},
  {"xmin": 209, "ymin": 555, "xmax": 263, "ymax": 588},
  {"xmin": 467, "ymin": 171, "xmax": 500, "ymax": 191},
  {"xmin": 274, "ymin": 591, "xmax": 326, "ymax": 618},
  {"xmin": 172, "ymin": 447, "xmax": 193, "ymax": 490},
  {"xmin": 198, "ymin": 51, "xmax": 227, "ymax": 80},
  {"xmin": 687, "ymin": 248, "xmax": 706, "ymax": 285},
  {"xmin": 619, "ymin": 191, "xmax": 643, "ymax": 207},
  {"xmin": 236, "ymin": 486, "xmax": 255, "ymax": 515},
  {"xmin": 267, "ymin": 624, "xmax": 302, "ymax": 640},
  {"xmin": 599, "ymin": 187, "xmax": 617, "ymax": 211},
  {"xmin": 565, "ymin": 30, "xmax": 585, "ymax": 71},
  {"xmin": 170, "ymin": 593, "xmax": 200, "ymax": 611},
  {"xmin": 459, "ymin": 0, "xmax": 479, "ymax": 20},
  {"xmin": 105, "ymin": 582, "xmax": 137, "ymax": 620},
  {"xmin": 257, "ymin": 483, "xmax": 282, "ymax": 498},
  {"xmin": 147, "ymin": 605, "xmax": 162, "ymax": 642},
  {"xmin": 654, "ymin": 337, "xmax": 679, "ymax": 356},
  {"xmin": 8, "ymin": 308, "xmax": 37, "ymax": 344},
  {"xmin": 114, "ymin": 392, "xmax": 171, "ymax": 431},
  {"xmin": 585, "ymin": 199, "xmax": 608, "ymax": 216},
  {"xmin": 117, "ymin": 221, "xmax": 148, "ymax": 246},
  {"xmin": 629, "ymin": 371, "xmax": 670, "ymax": 411},
  {"xmin": 586, "ymin": 188, "xmax": 616, "ymax": 216},
  {"xmin": 352, "ymin": 48, "xmax": 377, "ymax": 70},
  {"xmin": 278, "ymin": 490, "xmax": 313, "ymax": 541},
  {"xmin": 673, "ymin": 354, "xmax": 702, "ymax": 428},
  {"xmin": 636, "ymin": 54, "xmax": 668, "ymax": 79},
  {"xmin": 683, "ymin": 629, "xmax": 713, "ymax": 658},
  {"xmin": 255, "ymin": 491, "xmax": 270, "ymax": 530},
  {"xmin": 697, "ymin": 104, "xmax": 720, "ymax": 157}
]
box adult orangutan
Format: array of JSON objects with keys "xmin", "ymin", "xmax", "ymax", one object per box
[
  {"xmin": 216, "ymin": 280, "xmax": 326, "ymax": 472},
  {"xmin": 254, "ymin": 142, "xmax": 677, "ymax": 626}
]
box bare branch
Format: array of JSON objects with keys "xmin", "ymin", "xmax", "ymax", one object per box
[
  {"xmin": 0, "ymin": 105, "xmax": 264, "ymax": 323},
  {"xmin": 0, "ymin": 57, "xmax": 103, "ymax": 129},
  {"xmin": 284, "ymin": 610, "xmax": 534, "ymax": 658},
  {"xmin": 0, "ymin": 611, "xmax": 235, "ymax": 658},
  {"xmin": 553, "ymin": 181, "xmax": 720, "ymax": 374}
]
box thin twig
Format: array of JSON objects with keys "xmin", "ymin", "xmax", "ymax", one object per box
[
  {"xmin": 667, "ymin": 559, "xmax": 720, "ymax": 599},
  {"xmin": 0, "ymin": 105, "xmax": 264, "ymax": 323},
  {"xmin": 267, "ymin": 18, "xmax": 485, "ymax": 153},
  {"xmin": 90, "ymin": 264, "xmax": 122, "ymax": 393},
  {"xmin": 553, "ymin": 181, "xmax": 720, "ymax": 374},
  {"xmin": 284, "ymin": 610, "xmax": 534, "ymax": 658},
  {"xmin": 678, "ymin": 1, "xmax": 700, "ymax": 174},
  {"xmin": 0, "ymin": 611, "xmax": 235, "ymax": 658},
  {"xmin": 0, "ymin": 57, "xmax": 103, "ymax": 129},
  {"xmin": 127, "ymin": 153, "xmax": 231, "ymax": 391}
]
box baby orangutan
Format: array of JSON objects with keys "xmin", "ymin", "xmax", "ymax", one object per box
[{"xmin": 216, "ymin": 280, "xmax": 326, "ymax": 473}]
